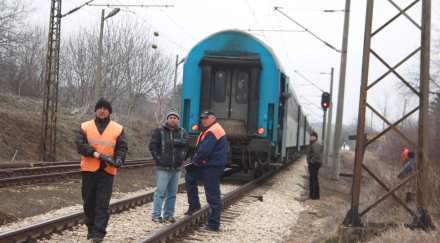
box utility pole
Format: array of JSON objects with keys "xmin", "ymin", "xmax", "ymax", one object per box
[
  {"xmin": 39, "ymin": 0, "xmax": 95, "ymax": 162},
  {"xmin": 342, "ymin": 0, "xmax": 434, "ymax": 230},
  {"xmin": 173, "ymin": 55, "xmax": 185, "ymax": 109},
  {"xmin": 94, "ymin": 8, "xmax": 120, "ymax": 102},
  {"xmin": 39, "ymin": 0, "xmax": 62, "ymax": 162},
  {"xmin": 416, "ymin": 0, "xmax": 433, "ymax": 228},
  {"xmin": 331, "ymin": 0, "xmax": 351, "ymax": 180},
  {"xmin": 324, "ymin": 68, "xmax": 334, "ymax": 166}
]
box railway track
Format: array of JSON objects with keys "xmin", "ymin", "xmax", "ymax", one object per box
[
  {"xmin": 0, "ymin": 156, "xmax": 298, "ymax": 243},
  {"xmin": 0, "ymin": 183, "xmax": 187, "ymax": 243},
  {"xmin": 0, "ymin": 159, "xmax": 155, "ymax": 188},
  {"xmin": 138, "ymin": 160, "xmax": 288, "ymax": 243},
  {"xmin": 0, "ymin": 158, "xmax": 151, "ymax": 171}
]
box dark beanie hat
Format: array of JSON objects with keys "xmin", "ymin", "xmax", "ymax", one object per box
[{"xmin": 95, "ymin": 98, "xmax": 112, "ymax": 114}]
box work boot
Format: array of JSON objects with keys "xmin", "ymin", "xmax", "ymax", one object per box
[
  {"xmin": 92, "ymin": 236, "xmax": 103, "ymax": 243},
  {"xmin": 152, "ymin": 217, "xmax": 165, "ymax": 223},
  {"xmin": 164, "ymin": 216, "xmax": 177, "ymax": 223},
  {"xmin": 203, "ymin": 225, "xmax": 219, "ymax": 232},
  {"xmin": 183, "ymin": 206, "xmax": 201, "ymax": 215}
]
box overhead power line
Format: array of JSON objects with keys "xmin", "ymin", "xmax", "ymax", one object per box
[
  {"xmin": 60, "ymin": 0, "xmax": 96, "ymax": 18},
  {"xmin": 86, "ymin": 4, "xmax": 174, "ymax": 8},
  {"xmin": 295, "ymin": 70, "xmax": 325, "ymax": 93},
  {"xmin": 245, "ymin": 29, "xmax": 305, "ymax": 32},
  {"xmin": 274, "ymin": 6, "xmax": 341, "ymax": 53}
]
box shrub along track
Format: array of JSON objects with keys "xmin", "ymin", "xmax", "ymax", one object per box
[{"xmin": 0, "ymin": 159, "xmax": 154, "ymax": 188}]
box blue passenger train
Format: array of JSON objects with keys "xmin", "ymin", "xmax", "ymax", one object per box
[{"xmin": 180, "ymin": 29, "xmax": 313, "ymax": 175}]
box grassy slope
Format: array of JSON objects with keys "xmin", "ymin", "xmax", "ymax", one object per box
[{"xmin": 0, "ymin": 93, "xmax": 154, "ymax": 162}]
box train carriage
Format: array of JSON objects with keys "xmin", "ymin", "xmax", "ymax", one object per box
[{"xmin": 180, "ymin": 29, "xmax": 313, "ymax": 175}]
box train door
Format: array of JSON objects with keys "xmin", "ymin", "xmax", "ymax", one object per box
[{"xmin": 211, "ymin": 68, "xmax": 249, "ymax": 121}]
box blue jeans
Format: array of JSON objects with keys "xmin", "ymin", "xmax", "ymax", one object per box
[
  {"xmin": 185, "ymin": 166, "xmax": 224, "ymax": 229},
  {"xmin": 152, "ymin": 168, "xmax": 180, "ymax": 219}
]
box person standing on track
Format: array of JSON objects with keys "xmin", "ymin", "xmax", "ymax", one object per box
[
  {"xmin": 306, "ymin": 131, "xmax": 322, "ymax": 200},
  {"xmin": 149, "ymin": 109, "xmax": 188, "ymax": 223},
  {"xmin": 75, "ymin": 98, "xmax": 128, "ymax": 243},
  {"xmin": 183, "ymin": 109, "xmax": 228, "ymax": 231}
]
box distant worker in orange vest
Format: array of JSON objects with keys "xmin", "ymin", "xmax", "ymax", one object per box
[
  {"xmin": 400, "ymin": 146, "xmax": 409, "ymax": 164},
  {"xmin": 75, "ymin": 98, "xmax": 128, "ymax": 243}
]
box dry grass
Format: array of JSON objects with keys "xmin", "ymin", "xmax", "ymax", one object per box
[
  {"xmin": 0, "ymin": 93, "xmax": 156, "ymax": 162},
  {"xmin": 288, "ymin": 149, "xmax": 440, "ymax": 243},
  {"xmin": 367, "ymin": 227, "xmax": 439, "ymax": 243}
]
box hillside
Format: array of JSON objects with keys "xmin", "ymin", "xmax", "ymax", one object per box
[{"xmin": 0, "ymin": 93, "xmax": 155, "ymax": 162}]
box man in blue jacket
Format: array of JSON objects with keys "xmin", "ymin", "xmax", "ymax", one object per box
[{"xmin": 184, "ymin": 109, "xmax": 228, "ymax": 231}]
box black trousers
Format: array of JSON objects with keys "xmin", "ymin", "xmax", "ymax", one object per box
[
  {"xmin": 81, "ymin": 169, "xmax": 114, "ymax": 238},
  {"xmin": 308, "ymin": 163, "xmax": 320, "ymax": 199}
]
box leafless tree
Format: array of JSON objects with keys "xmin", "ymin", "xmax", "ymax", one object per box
[
  {"xmin": 0, "ymin": 0, "xmax": 31, "ymax": 54},
  {"xmin": 15, "ymin": 26, "xmax": 45, "ymax": 97},
  {"xmin": 56, "ymin": 18, "xmax": 174, "ymax": 118},
  {"xmin": 58, "ymin": 27, "xmax": 97, "ymax": 110},
  {"xmin": 0, "ymin": 0, "xmax": 33, "ymax": 94},
  {"xmin": 149, "ymin": 57, "xmax": 174, "ymax": 123}
]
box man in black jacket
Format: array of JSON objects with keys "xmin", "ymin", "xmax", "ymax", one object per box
[
  {"xmin": 149, "ymin": 109, "xmax": 188, "ymax": 223},
  {"xmin": 75, "ymin": 98, "xmax": 128, "ymax": 242},
  {"xmin": 306, "ymin": 131, "xmax": 322, "ymax": 200}
]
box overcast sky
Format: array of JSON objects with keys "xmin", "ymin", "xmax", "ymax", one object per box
[{"xmin": 30, "ymin": 0, "xmax": 439, "ymax": 125}]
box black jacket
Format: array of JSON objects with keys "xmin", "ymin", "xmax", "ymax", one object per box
[{"xmin": 149, "ymin": 123, "xmax": 188, "ymax": 169}]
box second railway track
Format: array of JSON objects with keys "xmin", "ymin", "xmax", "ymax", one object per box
[{"xmin": 0, "ymin": 159, "xmax": 155, "ymax": 188}]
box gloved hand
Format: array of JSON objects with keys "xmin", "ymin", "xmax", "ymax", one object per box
[
  {"xmin": 184, "ymin": 146, "xmax": 195, "ymax": 160},
  {"xmin": 99, "ymin": 154, "xmax": 117, "ymax": 167},
  {"xmin": 173, "ymin": 138, "xmax": 188, "ymax": 147},
  {"xmin": 93, "ymin": 151, "xmax": 100, "ymax": 158},
  {"xmin": 114, "ymin": 158, "xmax": 123, "ymax": 168},
  {"xmin": 152, "ymin": 152, "xmax": 161, "ymax": 164}
]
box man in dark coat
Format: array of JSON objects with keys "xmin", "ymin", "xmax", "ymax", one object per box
[
  {"xmin": 306, "ymin": 131, "xmax": 322, "ymax": 200},
  {"xmin": 184, "ymin": 109, "xmax": 228, "ymax": 231},
  {"xmin": 149, "ymin": 109, "xmax": 188, "ymax": 223}
]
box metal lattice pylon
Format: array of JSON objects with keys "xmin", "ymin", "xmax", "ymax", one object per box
[
  {"xmin": 39, "ymin": 0, "xmax": 62, "ymax": 162},
  {"xmin": 343, "ymin": 0, "xmax": 434, "ymax": 229}
]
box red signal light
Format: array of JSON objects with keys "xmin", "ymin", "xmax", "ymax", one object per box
[{"xmin": 321, "ymin": 92, "xmax": 330, "ymax": 110}]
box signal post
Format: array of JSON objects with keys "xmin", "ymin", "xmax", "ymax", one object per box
[{"xmin": 321, "ymin": 92, "xmax": 330, "ymax": 150}]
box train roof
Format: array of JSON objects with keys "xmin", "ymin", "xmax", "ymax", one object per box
[{"xmin": 185, "ymin": 29, "xmax": 285, "ymax": 72}]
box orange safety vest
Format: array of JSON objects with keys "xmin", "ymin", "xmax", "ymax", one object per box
[
  {"xmin": 195, "ymin": 122, "xmax": 226, "ymax": 164},
  {"xmin": 400, "ymin": 147, "xmax": 409, "ymax": 164},
  {"xmin": 80, "ymin": 120, "xmax": 123, "ymax": 175},
  {"xmin": 196, "ymin": 122, "xmax": 225, "ymax": 147}
]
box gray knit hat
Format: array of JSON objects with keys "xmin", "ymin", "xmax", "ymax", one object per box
[{"xmin": 166, "ymin": 109, "xmax": 179, "ymax": 119}]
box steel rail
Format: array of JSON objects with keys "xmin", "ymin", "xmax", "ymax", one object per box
[
  {"xmin": 0, "ymin": 160, "xmax": 153, "ymax": 179},
  {"xmin": 139, "ymin": 157, "xmax": 297, "ymax": 243},
  {"xmin": 0, "ymin": 161, "xmax": 155, "ymax": 188},
  {"xmin": 0, "ymin": 183, "xmax": 186, "ymax": 243},
  {"xmin": 0, "ymin": 158, "xmax": 152, "ymax": 169}
]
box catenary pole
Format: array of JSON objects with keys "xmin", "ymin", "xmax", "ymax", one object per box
[
  {"xmin": 324, "ymin": 68, "xmax": 334, "ymax": 166},
  {"xmin": 331, "ymin": 0, "xmax": 351, "ymax": 180}
]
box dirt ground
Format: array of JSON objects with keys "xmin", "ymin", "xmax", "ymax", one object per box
[
  {"xmin": 285, "ymin": 151, "xmax": 353, "ymax": 243},
  {"xmin": 285, "ymin": 150, "xmax": 440, "ymax": 243}
]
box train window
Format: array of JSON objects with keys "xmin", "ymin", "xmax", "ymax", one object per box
[
  {"xmin": 235, "ymin": 72, "xmax": 249, "ymax": 104},
  {"xmin": 213, "ymin": 71, "xmax": 226, "ymax": 102}
]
